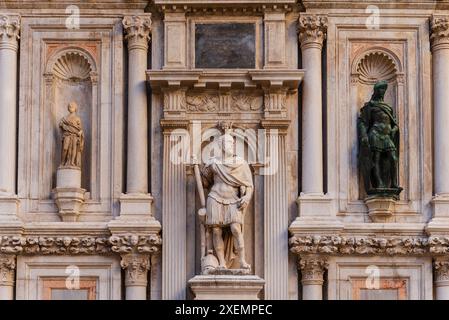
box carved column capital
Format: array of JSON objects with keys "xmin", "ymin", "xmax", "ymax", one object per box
[
  {"xmin": 0, "ymin": 14, "xmax": 20, "ymax": 51},
  {"xmin": 298, "ymin": 254, "xmax": 328, "ymax": 286},
  {"xmin": 298, "ymin": 14, "xmax": 327, "ymax": 50},
  {"xmin": 0, "ymin": 254, "xmax": 16, "ymax": 286},
  {"xmin": 120, "ymin": 253, "xmax": 150, "ymax": 286},
  {"xmin": 431, "ymin": 15, "xmax": 449, "ymax": 51},
  {"xmin": 434, "ymin": 257, "xmax": 449, "ymax": 284},
  {"xmin": 123, "ymin": 14, "xmax": 152, "ymax": 51}
]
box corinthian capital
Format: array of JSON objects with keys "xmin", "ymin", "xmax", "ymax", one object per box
[
  {"xmin": 298, "ymin": 254, "xmax": 328, "ymax": 285},
  {"xmin": 0, "ymin": 254, "xmax": 16, "ymax": 286},
  {"xmin": 434, "ymin": 257, "xmax": 449, "ymax": 283},
  {"xmin": 123, "ymin": 14, "xmax": 152, "ymax": 50},
  {"xmin": 0, "ymin": 14, "xmax": 20, "ymax": 50},
  {"xmin": 120, "ymin": 254, "xmax": 150, "ymax": 286},
  {"xmin": 298, "ymin": 14, "xmax": 328, "ymax": 50},
  {"xmin": 431, "ymin": 15, "xmax": 449, "ymax": 50}
]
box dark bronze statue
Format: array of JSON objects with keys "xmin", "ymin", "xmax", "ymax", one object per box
[{"xmin": 357, "ymin": 80, "xmax": 402, "ymax": 198}]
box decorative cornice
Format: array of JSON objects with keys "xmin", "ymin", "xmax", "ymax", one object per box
[
  {"xmin": 0, "ymin": 254, "xmax": 16, "ymax": 286},
  {"xmin": 289, "ymin": 235, "xmax": 434, "ymax": 256},
  {"xmin": 431, "ymin": 15, "xmax": 449, "ymax": 50},
  {"xmin": 123, "ymin": 14, "xmax": 152, "ymax": 51},
  {"xmin": 298, "ymin": 14, "xmax": 327, "ymax": 50},
  {"xmin": 109, "ymin": 234, "xmax": 162, "ymax": 254},
  {"xmin": 120, "ymin": 253, "xmax": 150, "ymax": 286},
  {"xmin": 0, "ymin": 14, "xmax": 20, "ymax": 50},
  {"xmin": 298, "ymin": 254, "xmax": 328, "ymax": 285}
]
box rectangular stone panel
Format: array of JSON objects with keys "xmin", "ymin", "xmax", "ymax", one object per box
[{"xmin": 195, "ymin": 23, "xmax": 256, "ymax": 69}]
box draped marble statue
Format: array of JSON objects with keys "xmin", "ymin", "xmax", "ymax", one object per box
[
  {"xmin": 59, "ymin": 102, "xmax": 84, "ymax": 168},
  {"xmin": 194, "ymin": 132, "xmax": 253, "ymax": 274},
  {"xmin": 357, "ymin": 80, "xmax": 402, "ymax": 198}
]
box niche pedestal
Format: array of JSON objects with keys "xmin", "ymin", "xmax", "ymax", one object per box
[
  {"xmin": 188, "ymin": 275, "xmax": 265, "ymax": 300},
  {"xmin": 365, "ymin": 196, "xmax": 396, "ymax": 223},
  {"xmin": 54, "ymin": 167, "xmax": 85, "ymax": 222}
]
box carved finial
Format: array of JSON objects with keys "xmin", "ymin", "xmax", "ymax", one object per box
[{"xmin": 298, "ymin": 14, "xmax": 328, "ymax": 49}]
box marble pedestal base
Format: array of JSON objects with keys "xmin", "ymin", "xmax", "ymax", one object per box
[
  {"xmin": 54, "ymin": 167, "xmax": 85, "ymax": 222},
  {"xmin": 365, "ymin": 197, "xmax": 396, "ymax": 223},
  {"xmin": 0, "ymin": 195, "xmax": 20, "ymax": 221},
  {"xmin": 188, "ymin": 275, "xmax": 265, "ymax": 300}
]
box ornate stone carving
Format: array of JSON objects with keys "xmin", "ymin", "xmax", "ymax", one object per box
[
  {"xmin": 193, "ymin": 126, "xmax": 254, "ymax": 274},
  {"xmin": 0, "ymin": 14, "xmax": 20, "ymax": 49},
  {"xmin": 109, "ymin": 234, "xmax": 162, "ymax": 254},
  {"xmin": 23, "ymin": 236, "xmax": 110, "ymax": 255},
  {"xmin": 298, "ymin": 14, "xmax": 328, "ymax": 49},
  {"xmin": 232, "ymin": 92, "xmax": 263, "ymax": 112},
  {"xmin": 186, "ymin": 93, "xmax": 219, "ymax": 112},
  {"xmin": 429, "ymin": 236, "xmax": 449, "ymax": 254},
  {"xmin": 123, "ymin": 15, "xmax": 152, "ymax": 49},
  {"xmin": 356, "ymin": 52, "xmax": 398, "ymax": 84},
  {"xmin": 0, "ymin": 254, "xmax": 15, "ymax": 286},
  {"xmin": 298, "ymin": 254, "xmax": 328, "ymax": 285},
  {"xmin": 430, "ymin": 15, "xmax": 449, "ymax": 49},
  {"xmin": 434, "ymin": 257, "xmax": 449, "ymax": 282},
  {"xmin": 53, "ymin": 52, "xmax": 92, "ymax": 82},
  {"xmin": 289, "ymin": 235, "xmax": 429, "ymax": 256},
  {"xmin": 0, "ymin": 236, "xmax": 24, "ymax": 254},
  {"xmin": 60, "ymin": 102, "xmax": 85, "ymax": 168},
  {"xmin": 120, "ymin": 253, "xmax": 150, "ymax": 286}
]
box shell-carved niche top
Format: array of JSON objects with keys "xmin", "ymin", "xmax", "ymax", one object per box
[
  {"xmin": 355, "ymin": 51, "xmax": 399, "ymax": 84},
  {"xmin": 52, "ymin": 51, "xmax": 93, "ymax": 82}
]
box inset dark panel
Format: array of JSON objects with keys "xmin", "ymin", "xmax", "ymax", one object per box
[{"xmin": 195, "ymin": 23, "xmax": 256, "ymax": 69}]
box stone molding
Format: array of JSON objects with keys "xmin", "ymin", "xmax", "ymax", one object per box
[
  {"xmin": 289, "ymin": 235, "xmax": 449, "ymax": 256},
  {"xmin": 0, "ymin": 14, "xmax": 20, "ymax": 50},
  {"xmin": 0, "ymin": 254, "xmax": 15, "ymax": 286},
  {"xmin": 0, "ymin": 233, "xmax": 162, "ymax": 255},
  {"xmin": 298, "ymin": 254, "xmax": 328, "ymax": 286},
  {"xmin": 298, "ymin": 14, "xmax": 328, "ymax": 50},
  {"xmin": 430, "ymin": 15, "xmax": 449, "ymax": 50},
  {"xmin": 123, "ymin": 14, "xmax": 152, "ymax": 51}
]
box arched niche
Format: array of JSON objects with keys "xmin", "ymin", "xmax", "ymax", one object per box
[
  {"xmin": 43, "ymin": 48, "xmax": 98, "ymax": 199},
  {"xmin": 350, "ymin": 48, "xmax": 405, "ymax": 200}
]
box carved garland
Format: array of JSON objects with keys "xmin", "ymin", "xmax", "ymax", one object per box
[{"xmin": 289, "ymin": 235, "xmax": 449, "ymax": 256}]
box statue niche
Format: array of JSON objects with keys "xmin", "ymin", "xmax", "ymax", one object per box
[
  {"xmin": 357, "ymin": 80, "xmax": 402, "ymax": 198},
  {"xmin": 193, "ymin": 125, "xmax": 253, "ymax": 275}
]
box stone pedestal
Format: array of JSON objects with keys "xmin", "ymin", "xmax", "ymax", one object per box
[
  {"xmin": 117, "ymin": 193, "xmax": 154, "ymax": 222},
  {"xmin": 188, "ymin": 275, "xmax": 265, "ymax": 300},
  {"xmin": 54, "ymin": 167, "xmax": 85, "ymax": 222},
  {"xmin": 365, "ymin": 196, "xmax": 397, "ymax": 223}
]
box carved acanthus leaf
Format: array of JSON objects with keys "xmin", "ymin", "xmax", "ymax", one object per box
[
  {"xmin": 120, "ymin": 254, "xmax": 150, "ymax": 286},
  {"xmin": 298, "ymin": 14, "xmax": 328, "ymax": 47},
  {"xmin": 123, "ymin": 15, "xmax": 152, "ymax": 45},
  {"xmin": 0, "ymin": 15, "xmax": 20, "ymax": 41},
  {"xmin": 431, "ymin": 15, "xmax": 449, "ymax": 47}
]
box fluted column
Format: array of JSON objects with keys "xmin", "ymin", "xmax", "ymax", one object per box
[
  {"xmin": 261, "ymin": 118, "xmax": 289, "ymax": 299},
  {"xmin": 161, "ymin": 119, "xmax": 188, "ymax": 300},
  {"xmin": 121, "ymin": 254, "xmax": 150, "ymax": 300},
  {"xmin": 299, "ymin": 254, "xmax": 327, "ymax": 300},
  {"xmin": 123, "ymin": 14, "xmax": 151, "ymax": 194},
  {"xmin": 298, "ymin": 14, "xmax": 327, "ymax": 195},
  {"xmin": 0, "ymin": 254, "xmax": 15, "ymax": 300},
  {"xmin": 434, "ymin": 257, "xmax": 449, "ymax": 300},
  {"xmin": 0, "ymin": 14, "xmax": 19, "ymax": 199}
]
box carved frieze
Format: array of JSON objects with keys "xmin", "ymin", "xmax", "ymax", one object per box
[
  {"xmin": 109, "ymin": 234, "xmax": 162, "ymax": 254},
  {"xmin": 290, "ymin": 235, "xmax": 431, "ymax": 256},
  {"xmin": 185, "ymin": 91, "xmax": 263, "ymax": 113},
  {"xmin": 186, "ymin": 93, "xmax": 219, "ymax": 112}
]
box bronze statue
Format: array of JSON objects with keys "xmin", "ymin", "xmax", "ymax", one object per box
[
  {"xmin": 357, "ymin": 80, "xmax": 402, "ymax": 198},
  {"xmin": 59, "ymin": 102, "xmax": 84, "ymax": 168}
]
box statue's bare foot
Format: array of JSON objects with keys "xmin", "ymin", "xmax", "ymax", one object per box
[
  {"xmin": 240, "ymin": 260, "xmax": 250, "ymax": 269},
  {"xmin": 217, "ymin": 264, "xmax": 227, "ymax": 270}
]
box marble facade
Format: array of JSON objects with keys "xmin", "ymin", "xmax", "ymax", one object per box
[{"xmin": 0, "ymin": 0, "xmax": 449, "ymax": 300}]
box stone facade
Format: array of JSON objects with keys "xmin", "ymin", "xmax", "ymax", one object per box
[{"xmin": 0, "ymin": 0, "xmax": 449, "ymax": 300}]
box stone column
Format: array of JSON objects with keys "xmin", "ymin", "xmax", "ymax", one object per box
[
  {"xmin": 430, "ymin": 16, "xmax": 449, "ymax": 225},
  {"xmin": 121, "ymin": 254, "xmax": 150, "ymax": 300},
  {"xmin": 0, "ymin": 254, "xmax": 15, "ymax": 300},
  {"xmin": 123, "ymin": 15, "xmax": 151, "ymax": 194},
  {"xmin": 0, "ymin": 15, "xmax": 20, "ymax": 218},
  {"xmin": 298, "ymin": 14, "xmax": 327, "ymax": 195},
  {"xmin": 261, "ymin": 118, "xmax": 290, "ymax": 300},
  {"xmin": 299, "ymin": 254, "xmax": 328, "ymax": 300},
  {"xmin": 161, "ymin": 119, "xmax": 189, "ymax": 300},
  {"xmin": 434, "ymin": 257, "xmax": 449, "ymax": 300}
]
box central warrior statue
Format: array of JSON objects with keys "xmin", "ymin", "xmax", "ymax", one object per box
[
  {"xmin": 357, "ymin": 80, "xmax": 402, "ymax": 197},
  {"xmin": 193, "ymin": 129, "xmax": 253, "ymax": 273}
]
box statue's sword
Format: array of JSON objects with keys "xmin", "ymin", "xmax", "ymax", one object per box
[{"xmin": 192, "ymin": 156, "xmax": 207, "ymax": 258}]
